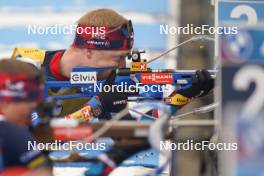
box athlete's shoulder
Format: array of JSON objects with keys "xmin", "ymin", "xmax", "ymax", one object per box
[
  {"xmin": 0, "ymin": 121, "xmax": 34, "ymax": 141},
  {"xmin": 0, "ymin": 121, "xmax": 48, "ymax": 168},
  {"xmin": 42, "ymin": 49, "xmax": 65, "ymax": 65}
]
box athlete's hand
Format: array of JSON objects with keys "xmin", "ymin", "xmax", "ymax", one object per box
[
  {"xmin": 182, "ymin": 69, "xmax": 214, "ymax": 98},
  {"xmin": 97, "ymin": 70, "xmax": 128, "ymax": 113},
  {"xmin": 86, "ymin": 70, "xmax": 128, "ymax": 120},
  {"xmin": 65, "ymin": 71, "xmax": 128, "ymax": 121},
  {"xmin": 164, "ymin": 69, "xmax": 214, "ymax": 106}
]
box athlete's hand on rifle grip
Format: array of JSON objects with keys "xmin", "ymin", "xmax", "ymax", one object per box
[
  {"xmin": 190, "ymin": 69, "xmax": 214, "ymax": 97},
  {"xmin": 97, "ymin": 70, "xmax": 128, "ymax": 113},
  {"xmin": 164, "ymin": 69, "xmax": 214, "ymax": 107}
]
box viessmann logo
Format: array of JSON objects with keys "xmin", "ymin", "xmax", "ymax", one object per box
[
  {"xmin": 70, "ymin": 72, "xmax": 97, "ymax": 84},
  {"xmin": 140, "ymin": 73, "xmax": 173, "ymax": 84}
]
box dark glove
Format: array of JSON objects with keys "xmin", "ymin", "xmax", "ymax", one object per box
[
  {"xmin": 178, "ymin": 69, "xmax": 214, "ymax": 98},
  {"xmin": 164, "ymin": 69, "xmax": 214, "ymax": 107},
  {"xmin": 96, "ymin": 70, "xmax": 128, "ymax": 113}
]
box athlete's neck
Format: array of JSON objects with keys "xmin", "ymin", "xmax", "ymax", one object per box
[{"xmin": 60, "ymin": 49, "xmax": 73, "ymax": 78}]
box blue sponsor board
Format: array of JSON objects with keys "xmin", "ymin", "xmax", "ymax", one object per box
[
  {"xmin": 220, "ymin": 26, "xmax": 264, "ymax": 62},
  {"xmin": 218, "ymin": 0, "xmax": 264, "ymax": 25},
  {"xmin": 221, "ymin": 64, "xmax": 264, "ymax": 176},
  {"xmin": 237, "ymin": 163, "xmax": 264, "ymax": 176},
  {"xmin": 217, "ymin": 1, "xmax": 264, "ymax": 175},
  {"xmin": 217, "ymin": 1, "xmax": 264, "ymax": 63}
]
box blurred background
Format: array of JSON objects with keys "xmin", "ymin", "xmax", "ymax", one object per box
[{"xmin": 0, "ymin": 0, "xmax": 216, "ymax": 176}]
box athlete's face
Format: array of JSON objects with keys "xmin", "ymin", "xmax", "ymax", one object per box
[
  {"xmin": 83, "ymin": 49, "xmax": 129, "ymax": 79},
  {"xmin": 90, "ymin": 50, "xmax": 128, "ymax": 67},
  {"xmin": 1, "ymin": 101, "xmax": 37, "ymax": 127}
]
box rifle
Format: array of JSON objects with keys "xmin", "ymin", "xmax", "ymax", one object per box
[{"xmin": 44, "ymin": 35, "xmax": 216, "ymax": 101}]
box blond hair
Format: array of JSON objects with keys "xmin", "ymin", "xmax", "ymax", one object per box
[{"xmin": 77, "ymin": 8, "xmax": 128, "ymax": 27}]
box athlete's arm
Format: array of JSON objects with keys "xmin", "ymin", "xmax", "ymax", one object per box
[{"xmin": 65, "ymin": 71, "xmax": 128, "ymax": 121}]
